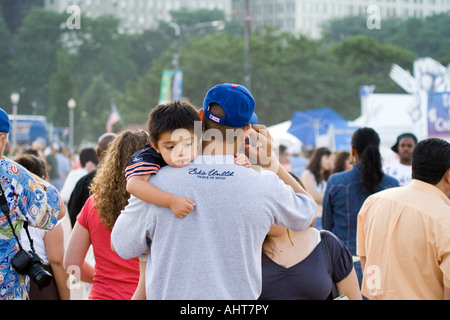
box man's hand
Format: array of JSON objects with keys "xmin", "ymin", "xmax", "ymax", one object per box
[{"xmin": 245, "ymin": 124, "xmax": 280, "ymax": 173}]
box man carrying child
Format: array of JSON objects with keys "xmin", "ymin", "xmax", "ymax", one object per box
[{"xmin": 112, "ymin": 83, "xmax": 317, "ymax": 299}]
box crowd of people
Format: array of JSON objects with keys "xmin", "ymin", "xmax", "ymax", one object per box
[{"xmin": 0, "ymin": 82, "xmax": 449, "ymax": 301}]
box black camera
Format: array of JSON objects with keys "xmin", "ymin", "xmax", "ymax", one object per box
[{"xmin": 11, "ymin": 250, "xmax": 53, "ymax": 290}]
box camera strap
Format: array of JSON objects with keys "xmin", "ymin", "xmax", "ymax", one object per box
[{"xmin": 0, "ymin": 184, "xmax": 32, "ymax": 252}]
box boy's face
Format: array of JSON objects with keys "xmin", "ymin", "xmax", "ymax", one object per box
[{"xmin": 152, "ymin": 129, "xmax": 198, "ymax": 168}]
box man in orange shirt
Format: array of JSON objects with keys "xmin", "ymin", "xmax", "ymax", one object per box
[{"xmin": 357, "ymin": 138, "xmax": 450, "ymax": 300}]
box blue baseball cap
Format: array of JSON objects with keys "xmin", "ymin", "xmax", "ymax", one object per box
[
  {"xmin": 249, "ymin": 112, "xmax": 258, "ymax": 125},
  {"xmin": 0, "ymin": 108, "xmax": 10, "ymax": 133},
  {"xmin": 203, "ymin": 83, "xmax": 255, "ymax": 127}
]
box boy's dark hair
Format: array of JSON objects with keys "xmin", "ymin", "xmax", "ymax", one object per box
[
  {"xmin": 147, "ymin": 101, "xmax": 200, "ymax": 144},
  {"xmin": 412, "ymin": 138, "xmax": 450, "ymax": 185}
]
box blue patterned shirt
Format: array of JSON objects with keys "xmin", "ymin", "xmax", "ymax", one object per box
[{"xmin": 0, "ymin": 158, "xmax": 61, "ymax": 300}]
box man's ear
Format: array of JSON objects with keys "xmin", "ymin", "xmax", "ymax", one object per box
[
  {"xmin": 445, "ymin": 168, "xmax": 450, "ymax": 184},
  {"xmin": 243, "ymin": 124, "xmax": 252, "ymax": 136},
  {"xmin": 198, "ymin": 109, "xmax": 204, "ymax": 121}
]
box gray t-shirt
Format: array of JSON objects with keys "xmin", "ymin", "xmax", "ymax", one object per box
[{"xmin": 111, "ymin": 155, "xmax": 317, "ymax": 300}]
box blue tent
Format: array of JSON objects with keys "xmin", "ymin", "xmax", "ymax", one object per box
[{"xmin": 287, "ymin": 107, "xmax": 358, "ymax": 150}]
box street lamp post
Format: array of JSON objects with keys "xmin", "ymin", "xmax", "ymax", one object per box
[
  {"xmin": 168, "ymin": 22, "xmax": 181, "ymax": 101},
  {"xmin": 10, "ymin": 92, "xmax": 20, "ymax": 149},
  {"xmin": 167, "ymin": 20, "xmax": 226, "ymax": 101},
  {"xmin": 67, "ymin": 98, "xmax": 76, "ymax": 151},
  {"xmin": 244, "ymin": 0, "xmax": 252, "ymax": 91}
]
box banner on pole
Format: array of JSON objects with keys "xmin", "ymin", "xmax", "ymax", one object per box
[
  {"xmin": 428, "ymin": 93, "xmax": 450, "ymax": 138},
  {"xmin": 172, "ymin": 70, "xmax": 184, "ymax": 101},
  {"xmin": 159, "ymin": 69, "xmax": 174, "ymax": 104},
  {"xmin": 159, "ymin": 69, "xmax": 184, "ymax": 104}
]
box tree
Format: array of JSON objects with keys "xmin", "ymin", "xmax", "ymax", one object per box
[
  {"xmin": 116, "ymin": 69, "xmax": 160, "ymax": 126},
  {"xmin": 0, "ymin": 0, "xmax": 44, "ymax": 34},
  {"xmin": 48, "ymin": 50, "xmax": 76, "ymax": 127},
  {"xmin": 414, "ymin": 13, "xmax": 450, "ymax": 59},
  {"xmin": 12, "ymin": 8, "xmax": 65, "ymax": 115},
  {"xmin": 118, "ymin": 27, "xmax": 356, "ymax": 125},
  {"xmin": 6, "ymin": 6, "xmax": 443, "ymax": 146},
  {"xmin": 77, "ymin": 74, "xmax": 117, "ymax": 143},
  {"xmin": 116, "ymin": 9, "xmax": 241, "ymax": 126},
  {"xmin": 127, "ymin": 28, "xmax": 174, "ymax": 77},
  {"xmin": 322, "ymin": 13, "xmax": 450, "ymax": 60},
  {"xmin": 0, "ymin": 13, "xmax": 12, "ymax": 109},
  {"xmin": 328, "ymin": 35, "xmax": 417, "ymax": 117},
  {"xmin": 182, "ymin": 33, "xmax": 245, "ymax": 101},
  {"xmin": 170, "ymin": 8, "xmax": 225, "ymax": 28},
  {"xmin": 72, "ymin": 15, "xmax": 138, "ymax": 94}
]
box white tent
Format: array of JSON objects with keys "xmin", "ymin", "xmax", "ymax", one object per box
[
  {"xmin": 356, "ymin": 58, "xmax": 450, "ymax": 149},
  {"xmin": 354, "ymin": 92, "xmax": 428, "ymax": 149},
  {"xmin": 267, "ymin": 121, "xmax": 302, "ymax": 154}
]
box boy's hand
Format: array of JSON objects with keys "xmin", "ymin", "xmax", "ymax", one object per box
[
  {"xmin": 235, "ymin": 153, "xmax": 251, "ymax": 168},
  {"xmin": 169, "ymin": 195, "xmax": 195, "ymax": 218}
]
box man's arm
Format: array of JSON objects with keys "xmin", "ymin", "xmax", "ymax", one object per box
[
  {"xmin": 111, "ymin": 195, "xmax": 151, "ymax": 259},
  {"xmin": 245, "ymin": 125, "xmax": 317, "ymax": 231},
  {"xmin": 246, "ymin": 124, "xmax": 312, "ymax": 197}
]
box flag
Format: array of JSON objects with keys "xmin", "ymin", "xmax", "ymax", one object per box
[{"xmin": 106, "ymin": 104, "xmax": 120, "ymax": 133}]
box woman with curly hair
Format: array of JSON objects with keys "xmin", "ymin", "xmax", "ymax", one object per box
[{"xmin": 64, "ymin": 130, "xmax": 149, "ymax": 300}]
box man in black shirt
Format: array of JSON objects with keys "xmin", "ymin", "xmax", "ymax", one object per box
[{"xmin": 68, "ymin": 133, "xmax": 117, "ymax": 227}]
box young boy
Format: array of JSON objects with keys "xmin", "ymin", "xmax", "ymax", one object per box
[
  {"xmin": 125, "ymin": 101, "xmax": 200, "ymax": 218},
  {"xmin": 125, "ymin": 101, "xmax": 251, "ymax": 218}
]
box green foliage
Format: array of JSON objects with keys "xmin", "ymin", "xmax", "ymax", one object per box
[
  {"xmin": 72, "ymin": 15, "xmax": 138, "ymax": 93},
  {"xmin": 0, "ymin": 13, "xmax": 12, "ymax": 108},
  {"xmin": 2, "ymin": 7, "xmax": 449, "ymax": 147},
  {"xmin": 48, "ymin": 50, "xmax": 75, "ymax": 127},
  {"xmin": 170, "ymin": 8, "xmax": 225, "ymax": 29},
  {"xmin": 77, "ymin": 74, "xmax": 117, "ymax": 144},
  {"xmin": 11, "ymin": 7, "xmax": 65, "ymax": 114},
  {"xmin": 322, "ymin": 12, "xmax": 450, "ymax": 60},
  {"xmin": 330, "ymin": 35, "xmax": 417, "ymax": 75}
]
